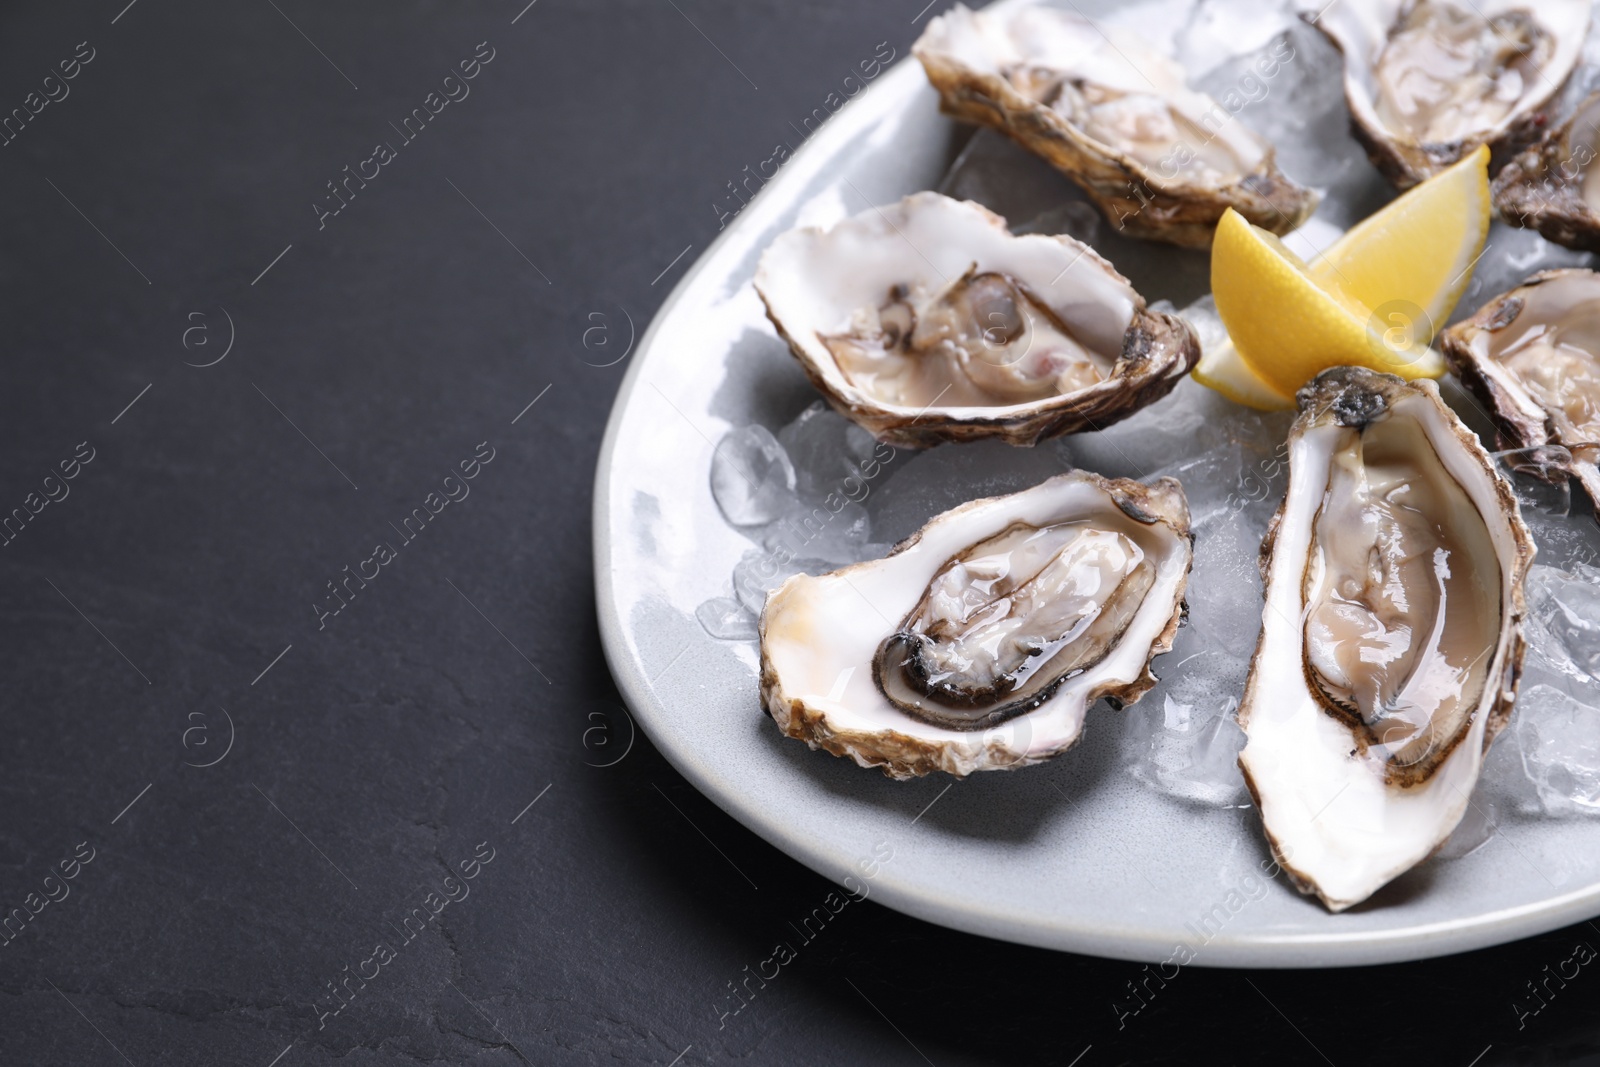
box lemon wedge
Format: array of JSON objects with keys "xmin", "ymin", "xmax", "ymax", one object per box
[
  {"xmin": 1212, "ymin": 212, "xmax": 1447, "ymax": 395},
  {"xmin": 1206, "ymin": 145, "xmax": 1490, "ymax": 400},
  {"xmin": 1192, "ymin": 338, "xmax": 1294, "ymax": 411},
  {"xmin": 1307, "ymin": 146, "xmax": 1492, "ymax": 332}
]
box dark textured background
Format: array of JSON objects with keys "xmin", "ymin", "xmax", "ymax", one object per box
[{"xmin": 1, "ymin": 2, "xmax": 1598, "ymax": 1064}]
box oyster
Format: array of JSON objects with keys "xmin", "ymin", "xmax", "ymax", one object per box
[
  {"xmin": 1441, "ymin": 269, "xmax": 1600, "ymax": 504},
  {"xmin": 759, "ymin": 471, "xmax": 1192, "ymax": 780},
  {"xmin": 1238, "ymin": 367, "xmax": 1532, "ymax": 912},
  {"xmin": 754, "ymin": 193, "xmax": 1199, "ymax": 448},
  {"xmin": 1309, "ymin": 0, "xmax": 1589, "ymax": 189},
  {"xmin": 913, "ymin": 4, "xmax": 1317, "ymax": 248},
  {"xmin": 1493, "ymin": 93, "xmax": 1600, "ymax": 251}
]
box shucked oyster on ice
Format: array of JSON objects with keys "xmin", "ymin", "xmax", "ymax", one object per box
[
  {"xmin": 913, "ymin": 3, "xmax": 1318, "ymax": 249},
  {"xmin": 1308, "ymin": 0, "xmax": 1590, "ymax": 189},
  {"xmin": 1238, "ymin": 368, "xmax": 1533, "ymax": 912},
  {"xmin": 754, "ymin": 193, "xmax": 1199, "ymax": 449},
  {"xmin": 759, "ymin": 472, "xmax": 1193, "ymax": 780},
  {"xmin": 1441, "ymin": 269, "xmax": 1600, "ymax": 505},
  {"xmin": 1493, "ymin": 94, "xmax": 1600, "ymax": 252}
]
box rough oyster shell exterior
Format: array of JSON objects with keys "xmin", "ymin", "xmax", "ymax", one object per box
[
  {"xmin": 1441, "ymin": 268, "xmax": 1600, "ymax": 504},
  {"xmin": 914, "ymin": 4, "xmax": 1318, "ymax": 248},
  {"xmin": 1308, "ymin": 0, "xmax": 1589, "ymax": 189},
  {"xmin": 1492, "ymin": 94, "xmax": 1600, "ymax": 253}
]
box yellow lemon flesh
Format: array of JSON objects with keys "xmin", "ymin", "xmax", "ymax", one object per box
[
  {"xmin": 1308, "ymin": 146, "xmax": 1492, "ymax": 331},
  {"xmin": 1212, "ymin": 211, "xmax": 1446, "ymax": 396},
  {"xmin": 1207, "ymin": 145, "xmax": 1490, "ymax": 400}
]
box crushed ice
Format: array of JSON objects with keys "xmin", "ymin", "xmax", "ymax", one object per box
[{"xmin": 700, "ymin": 1, "xmax": 1600, "ymax": 820}]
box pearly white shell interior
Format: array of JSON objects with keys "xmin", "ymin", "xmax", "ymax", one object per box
[
  {"xmin": 754, "ymin": 192, "xmax": 1138, "ymax": 421},
  {"xmin": 762, "ymin": 472, "xmax": 1190, "ymax": 776},
  {"xmin": 1311, "ymin": 0, "xmax": 1590, "ymax": 153},
  {"xmin": 1238, "ymin": 388, "xmax": 1527, "ymax": 911}
]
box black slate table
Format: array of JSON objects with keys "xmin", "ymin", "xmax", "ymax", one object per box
[{"xmin": 1, "ymin": 2, "xmax": 1598, "ymax": 1065}]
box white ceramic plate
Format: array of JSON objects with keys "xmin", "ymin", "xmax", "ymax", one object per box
[{"xmin": 593, "ymin": 0, "xmax": 1600, "ymax": 966}]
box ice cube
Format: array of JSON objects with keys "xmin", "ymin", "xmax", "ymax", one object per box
[
  {"xmin": 1495, "ymin": 449, "xmax": 1575, "ymax": 520},
  {"xmin": 1074, "ymin": 378, "xmax": 1293, "ymax": 483},
  {"xmin": 938, "ymin": 129, "xmax": 1087, "ymax": 238},
  {"xmin": 776, "ymin": 401, "xmax": 882, "ymax": 503},
  {"xmin": 1527, "ymin": 564, "xmax": 1600, "ymax": 685},
  {"xmin": 1452, "ymin": 224, "xmax": 1592, "ymax": 328},
  {"xmin": 758, "ymin": 497, "xmax": 875, "ymax": 565},
  {"xmin": 866, "ymin": 438, "xmax": 1069, "ymax": 546},
  {"xmin": 1118, "ymin": 463, "xmax": 1267, "ymax": 809},
  {"xmin": 1522, "ymin": 500, "xmax": 1600, "ymax": 574},
  {"xmin": 1148, "ymin": 442, "xmax": 1245, "ymax": 528},
  {"xmin": 1177, "ymin": 0, "xmax": 1297, "ymax": 80},
  {"xmin": 1512, "ymin": 684, "xmax": 1600, "ymax": 816},
  {"xmin": 696, "ymin": 597, "xmax": 759, "ymax": 641},
  {"xmin": 1122, "ymin": 597, "xmax": 1253, "ymax": 807},
  {"xmin": 1124, "ymin": 686, "xmax": 1249, "ymax": 807},
  {"xmin": 1189, "ymin": 508, "xmax": 1270, "ymax": 641},
  {"xmin": 1489, "ymin": 447, "xmax": 1600, "ymax": 586},
  {"xmin": 1202, "ymin": 22, "xmax": 1390, "ymax": 229},
  {"xmin": 710, "ymin": 425, "xmax": 797, "ymax": 527},
  {"xmin": 937, "ymin": 130, "xmax": 1212, "ymax": 307},
  {"xmin": 1065, "ymin": 403, "xmax": 1191, "ymax": 483},
  {"xmin": 1177, "ymin": 704, "xmax": 1250, "ymax": 804},
  {"xmin": 936, "ymin": 130, "xmax": 1102, "ymax": 249},
  {"xmin": 1179, "ymin": 294, "xmax": 1229, "ymax": 353}
]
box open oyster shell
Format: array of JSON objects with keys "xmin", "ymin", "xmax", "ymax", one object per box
[
  {"xmin": 913, "ymin": 4, "xmax": 1318, "ymax": 248},
  {"xmin": 1238, "ymin": 367, "xmax": 1533, "ymax": 912},
  {"xmin": 754, "ymin": 193, "xmax": 1200, "ymax": 449},
  {"xmin": 1308, "ymin": 0, "xmax": 1590, "ymax": 189},
  {"xmin": 1493, "ymin": 93, "xmax": 1600, "ymax": 252},
  {"xmin": 1441, "ymin": 269, "xmax": 1600, "ymax": 504},
  {"xmin": 759, "ymin": 471, "xmax": 1193, "ymax": 780}
]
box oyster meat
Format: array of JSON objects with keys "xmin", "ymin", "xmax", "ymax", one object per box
[
  {"xmin": 760, "ymin": 471, "xmax": 1193, "ymax": 779},
  {"xmin": 754, "ymin": 193, "xmax": 1200, "ymax": 448},
  {"xmin": 1309, "ymin": 0, "xmax": 1589, "ymax": 189},
  {"xmin": 1493, "ymin": 93, "xmax": 1600, "ymax": 252},
  {"xmin": 1442, "ymin": 269, "xmax": 1600, "ymax": 504},
  {"xmin": 913, "ymin": 4, "xmax": 1317, "ymax": 248},
  {"xmin": 1238, "ymin": 368, "xmax": 1532, "ymax": 912}
]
